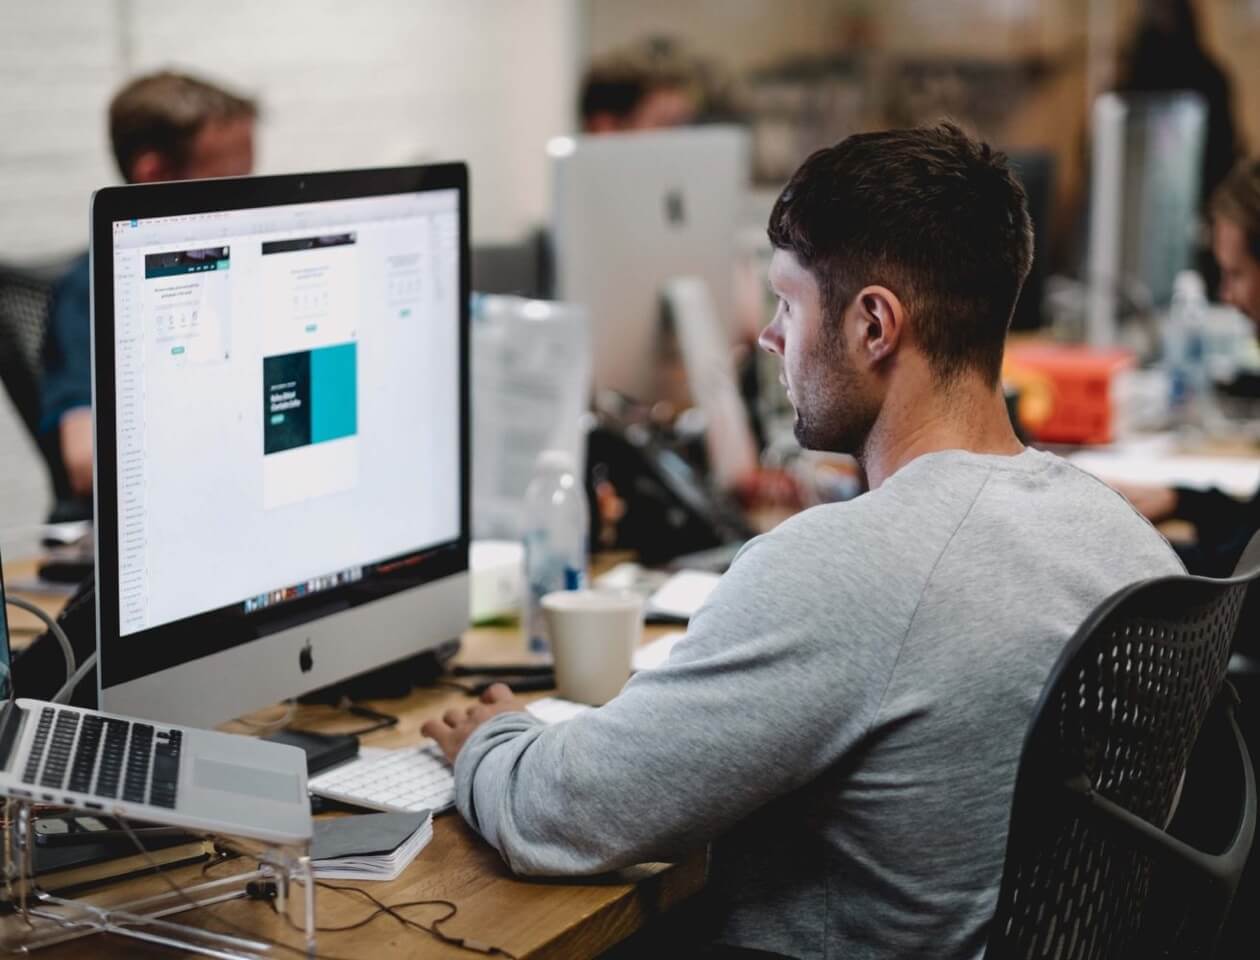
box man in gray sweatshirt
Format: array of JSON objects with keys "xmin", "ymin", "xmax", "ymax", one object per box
[{"xmin": 423, "ymin": 124, "xmax": 1182, "ymax": 959}]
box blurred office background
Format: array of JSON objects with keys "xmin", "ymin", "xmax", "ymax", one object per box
[{"xmin": 5, "ymin": 0, "xmax": 1260, "ymax": 553}]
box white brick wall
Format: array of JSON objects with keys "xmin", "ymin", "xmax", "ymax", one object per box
[
  {"xmin": 0, "ymin": 0, "xmax": 580, "ymax": 262},
  {"xmin": 0, "ymin": 0, "xmax": 580, "ymax": 557}
]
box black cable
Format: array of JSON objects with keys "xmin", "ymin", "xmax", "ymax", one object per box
[
  {"xmin": 312, "ymin": 882, "xmax": 520, "ymax": 960},
  {"xmin": 110, "ymin": 818, "xmax": 519, "ymax": 959},
  {"xmin": 273, "ymin": 699, "xmax": 405, "ymax": 741},
  {"xmin": 428, "ymin": 679, "xmax": 478, "ymax": 695},
  {"xmin": 200, "ymin": 846, "xmax": 241, "ymax": 878},
  {"xmin": 107, "ymin": 818, "xmax": 357, "ymax": 960},
  {"xmin": 337, "ymin": 700, "xmax": 399, "ymax": 738}
]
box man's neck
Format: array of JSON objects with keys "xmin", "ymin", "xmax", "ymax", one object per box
[{"xmin": 860, "ymin": 375, "xmax": 1023, "ymax": 489}]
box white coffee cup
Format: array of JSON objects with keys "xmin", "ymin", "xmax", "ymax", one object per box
[{"xmin": 541, "ymin": 590, "xmax": 644, "ymax": 705}]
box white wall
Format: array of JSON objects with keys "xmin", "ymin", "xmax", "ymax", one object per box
[
  {"xmin": 0, "ymin": 0, "xmax": 580, "ymax": 557},
  {"xmin": 0, "ymin": 0, "xmax": 581, "ymax": 263}
]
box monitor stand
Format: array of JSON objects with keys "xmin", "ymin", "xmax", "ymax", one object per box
[
  {"xmin": 662, "ymin": 275, "xmax": 758, "ymax": 490},
  {"xmin": 297, "ymin": 637, "xmax": 461, "ymax": 705}
]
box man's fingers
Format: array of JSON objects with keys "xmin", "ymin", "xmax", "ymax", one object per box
[
  {"xmin": 420, "ymin": 718, "xmax": 450, "ymax": 748},
  {"xmin": 481, "ymin": 682, "xmax": 514, "ymax": 704},
  {"xmin": 442, "ymin": 708, "xmax": 464, "ymax": 727}
]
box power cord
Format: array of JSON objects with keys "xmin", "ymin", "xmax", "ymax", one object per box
[
  {"xmin": 335, "ymin": 699, "xmax": 398, "ymax": 738},
  {"xmin": 309, "ymin": 882, "xmax": 520, "ymax": 958},
  {"xmin": 52, "ymin": 652, "xmax": 96, "ymax": 705},
  {"xmin": 5, "ymin": 596, "xmax": 75, "ymax": 687},
  {"xmin": 109, "ymin": 817, "xmax": 519, "ymax": 959}
]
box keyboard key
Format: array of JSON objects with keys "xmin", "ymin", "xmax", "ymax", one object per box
[
  {"xmin": 95, "ymin": 720, "xmax": 130, "ymax": 799},
  {"xmin": 122, "ymin": 725, "xmax": 154, "ymax": 804},
  {"xmin": 40, "ymin": 713, "xmax": 80, "ymax": 789},
  {"xmin": 22, "ymin": 712, "xmax": 54, "ymax": 784}
]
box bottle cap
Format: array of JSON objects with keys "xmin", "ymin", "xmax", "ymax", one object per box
[{"xmin": 1173, "ymin": 270, "xmax": 1206, "ymax": 302}]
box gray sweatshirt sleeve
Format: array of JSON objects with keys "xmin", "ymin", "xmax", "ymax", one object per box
[{"xmin": 453, "ymin": 510, "xmax": 914, "ymax": 876}]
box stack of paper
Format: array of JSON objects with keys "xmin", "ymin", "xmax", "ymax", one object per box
[
  {"xmin": 646, "ymin": 571, "xmax": 721, "ymax": 621},
  {"xmin": 525, "ymin": 697, "xmax": 591, "ymax": 724},
  {"xmin": 311, "ymin": 810, "xmax": 433, "ymax": 882},
  {"xmin": 632, "ymin": 631, "xmax": 684, "ymax": 671}
]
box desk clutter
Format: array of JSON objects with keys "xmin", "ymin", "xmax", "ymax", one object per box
[{"xmin": 24, "ymin": 817, "xmax": 213, "ymax": 896}]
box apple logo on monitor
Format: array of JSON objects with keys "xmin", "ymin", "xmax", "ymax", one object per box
[
  {"xmin": 299, "ymin": 641, "xmax": 314, "ymax": 673},
  {"xmin": 664, "ymin": 190, "xmax": 686, "ymax": 227}
]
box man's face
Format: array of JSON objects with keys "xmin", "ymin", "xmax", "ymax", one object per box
[
  {"xmin": 1214, "ymin": 217, "xmax": 1260, "ymax": 324},
  {"xmin": 758, "ymin": 248, "xmax": 881, "ymax": 455},
  {"xmin": 182, "ymin": 116, "xmax": 255, "ymax": 180},
  {"xmin": 626, "ymin": 87, "xmax": 696, "ymax": 130}
]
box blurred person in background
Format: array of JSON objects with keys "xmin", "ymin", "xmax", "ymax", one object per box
[
  {"xmin": 579, "ymin": 43, "xmax": 702, "ymax": 134},
  {"xmin": 1114, "ymin": 0, "xmax": 1243, "ymax": 210},
  {"xmin": 1114, "ymin": 0, "xmax": 1244, "ymax": 291},
  {"xmin": 1115, "ymin": 158, "xmax": 1260, "ymax": 576},
  {"xmin": 41, "ymin": 71, "xmax": 257, "ymax": 508}
]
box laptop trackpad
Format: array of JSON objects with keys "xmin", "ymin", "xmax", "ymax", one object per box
[{"xmin": 194, "ymin": 757, "xmax": 302, "ymax": 803}]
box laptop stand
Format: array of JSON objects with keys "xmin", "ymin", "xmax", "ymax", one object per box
[{"xmin": 0, "ymin": 797, "xmax": 317, "ymax": 958}]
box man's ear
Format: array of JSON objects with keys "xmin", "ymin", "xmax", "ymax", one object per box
[
  {"xmin": 128, "ymin": 150, "xmax": 178, "ymax": 184},
  {"xmin": 852, "ymin": 285, "xmax": 907, "ymax": 367},
  {"xmin": 584, "ymin": 113, "xmax": 622, "ymax": 134}
]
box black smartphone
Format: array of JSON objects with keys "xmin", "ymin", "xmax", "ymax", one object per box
[{"xmin": 465, "ymin": 674, "xmax": 557, "ymax": 696}]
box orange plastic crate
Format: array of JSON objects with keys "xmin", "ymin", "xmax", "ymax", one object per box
[{"xmin": 1003, "ymin": 343, "xmax": 1135, "ymax": 446}]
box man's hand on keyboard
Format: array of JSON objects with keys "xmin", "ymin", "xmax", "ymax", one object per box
[{"xmin": 421, "ymin": 683, "xmax": 527, "ymax": 762}]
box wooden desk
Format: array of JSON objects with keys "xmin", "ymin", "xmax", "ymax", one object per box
[
  {"xmin": 1, "ymin": 559, "xmax": 706, "ymax": 959},
  {"xmin": 2, "ymin": 558, "xmax": 68, "ymax": 642}
]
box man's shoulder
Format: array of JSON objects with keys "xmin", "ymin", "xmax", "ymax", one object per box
[{"xmin": 736, "ymin": 478, "xmax": 982, "ymax": 583}]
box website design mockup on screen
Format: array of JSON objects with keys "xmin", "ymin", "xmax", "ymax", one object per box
[{"xmin": 110, "ymin": 191, "xmax": 460, "ymax": 637}]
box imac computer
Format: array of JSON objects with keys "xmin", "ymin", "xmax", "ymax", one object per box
[
  {"xmin": 549, "ymin": 125, "xmax": 748, "ymax": 406},
  {"xmin": 1086, "ymin": 91, "xmax": 1207, "ymax": 346},
  {"xmin": 549, "ymin": 125, "xmax": 757, "ymax": 487},
  {"xmin": 91, "ymin": 165, "xmax": 470, "ymax": 729}
]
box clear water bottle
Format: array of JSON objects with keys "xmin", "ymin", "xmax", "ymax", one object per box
[
  {"xmin": 1164, "ymin": 270, "xmax": 1213, "ymax": 430},
  {"xmin": 522, "ymin": 450, "xmax": 589, "ymax": 654}
]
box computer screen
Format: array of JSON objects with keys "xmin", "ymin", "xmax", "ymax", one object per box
[{"xmin": 93, "ymin": 167, "xmax": 470, "ymax": 728}]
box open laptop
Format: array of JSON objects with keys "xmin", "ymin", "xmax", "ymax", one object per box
[{"xmin": 0, "ymin": 552, "xmax": 311, "ymax": 846}]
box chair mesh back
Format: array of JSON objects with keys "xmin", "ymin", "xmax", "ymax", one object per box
[
  {"xmin": 0, "ymin": 265, "xmax": 57, "ymax": 434},
  {"xmin": 987, "ymin": 577, "xmax": 1247, "ymax": 960}
]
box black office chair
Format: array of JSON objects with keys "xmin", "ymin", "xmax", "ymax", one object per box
[
  {"xmin": 1215, "ymin": 537, "xmax": 1260, "ymax": 958},
  {"xmin": 0, "ymin": 258, "xmax": 79, "ymax": 514},
  {"xmin": 985, "ymin": 557, "xmax": 1258, "ymax": 959}
]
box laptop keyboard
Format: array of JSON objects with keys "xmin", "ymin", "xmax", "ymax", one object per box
[{"xmin": 22, "ymin": 707, "xmax": 183, "ymax": 809}]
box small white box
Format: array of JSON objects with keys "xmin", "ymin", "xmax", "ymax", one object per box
[{"xmin": 470, "ymin": 540, "xmax": 524, "ymax": 623}]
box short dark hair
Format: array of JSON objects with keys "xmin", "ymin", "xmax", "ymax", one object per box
[
  {"xmin": 1211, "ymin": 158, "xmax": 1260, "ymax": 261},
  {"xmin": 767, "ymin": 123, "xmax": 1033, "ymax": 386},
  {"xmin": 109, "ymin": 71, "xmax": 257, "ymax": 182},
  {"xmin": 579, "ymin": 54, "xmax": 692, "ymax": 126}
]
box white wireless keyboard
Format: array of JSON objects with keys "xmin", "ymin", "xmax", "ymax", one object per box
[
  {"xmin": 309, "ymin": 743, "xmax": 455, "ymax": 813},
  {"xmin": 308, "ymin": 698, "xmax": 592, "ymax": 814}
]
